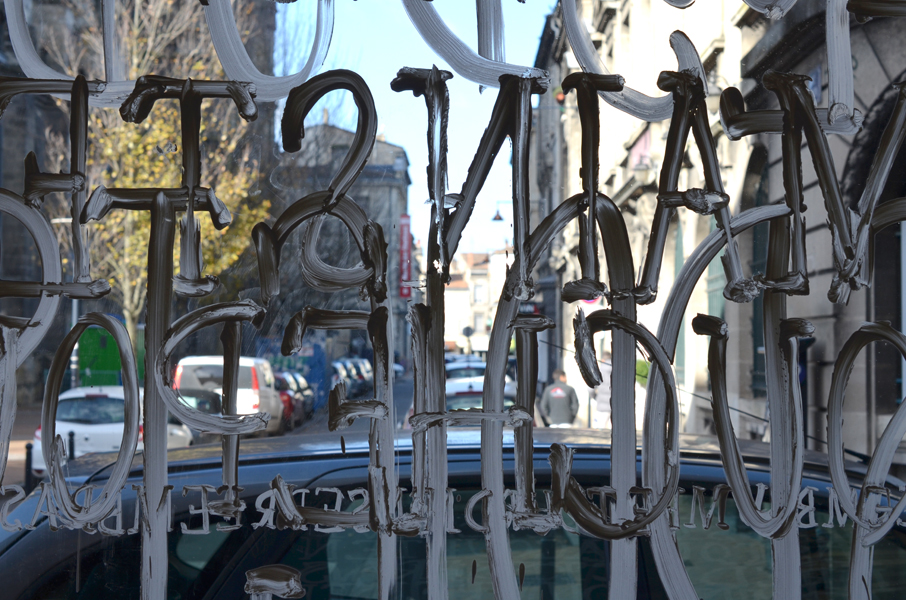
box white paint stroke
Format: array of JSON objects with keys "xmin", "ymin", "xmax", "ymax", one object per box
[
  {"xmin": 826, "ymin": 0, "xmax": 855, "ymax": 127},
  {"xmin": 43, "ymin": 314, "xmax": 141, "ymax": 526},
  {"xmin": 101, "ymin": 0, "xmax": 122, "ymax": 83},
  {"xmin": 155, "ymin": 301, "xmax": 270, "ymax": 435},
  {"xmin": 4, "ymin": 0, "xmax": 135, "ymax": 107},
  {"xmin": 826, "ymin": 323, "xmax": 906, "ymax": 599},
  {"xmin": 245, "ymin": 565, "xmax": 306, "ymax": 600},
  {"xmin": 476, "ymin": 0, "xmax": 505, "ymax": 63},
  {"xmin": 204, "ymin": 0, "xmax": 334, "ymax": 102},
  {"xmin": 0, "ymin": 328, "xmax": 18, "ymax": 485},
  {"xmin": 742, "ymin": 0, "xmax": 799, "ymax": 19},
  {"xmin": 401, "ymin": 0, "xmax": 549, "ymax": 90},
  {"xmin": 645, "ymin": 204, "xmax": 791, "ymax": 600},
  {"xmin": 0, "ymin": 190, "xmax": 63, "ymax": 359},
  {"xmin": 561, "ymin": 1, "xmax": 706, "ymax": 122}
]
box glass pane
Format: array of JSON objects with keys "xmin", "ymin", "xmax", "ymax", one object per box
[{"xmin": 1, "ymin": 0, "xmax": 905, "ymax": 598}]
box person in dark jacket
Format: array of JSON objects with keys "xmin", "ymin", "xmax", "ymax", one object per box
[{"xmin": 539, "ymin": 370, "xmax": 579, "ymax": 426}]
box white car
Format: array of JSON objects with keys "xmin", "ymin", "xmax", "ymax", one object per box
[
  {"xmin": 445, "ymin": 360, "xmax": 518, "ymax": 397},
  {"xmin": 402, "ymin": 374, "xmax": 518, "ymax": 428},
  {"xmin": 444, "ymin": 360, "xmax": 489, "ymax": 380},
  {"xmin": 174, "ymin": 355, "xmax": 283, "ymax": 435},
  {"xmin": 444, "ymin": 376, "xmax": 518, "ymax": 409},
  {"xmin": 31, "ymin": 386, "xmax": 193, "ymax": 477}
]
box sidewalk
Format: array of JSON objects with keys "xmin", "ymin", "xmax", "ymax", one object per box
[{"xmin": 5, "ymin": 405, "xmax": 41, "ymax": 487}]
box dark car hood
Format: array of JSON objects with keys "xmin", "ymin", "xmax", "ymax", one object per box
[{"xmin": 60, "ymin": 427, "xmax": 888, "ymax": 488}]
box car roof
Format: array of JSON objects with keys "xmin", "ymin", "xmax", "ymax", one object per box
[
  {"xmin": 445, "ymin": 361, "xmax": 486, "ymax": 370},
  {"xmin": 446, "ymin": 353, "xmax": 482, "ymax": 361},
  {"xmin": 445, "ymin": 377, "xmax": 484, "ymax": 393},
  {"xmin": 59, "ymin": 386, "xmax": 130, "ymax": 399},
  {"xmin": 178, "ymin": 355, "xmax": 269, "ymax": 367}
]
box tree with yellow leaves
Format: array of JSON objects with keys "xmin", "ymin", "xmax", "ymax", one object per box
[{"xmin": 40, "ymin": 0, "xmax": 272, "ymax": 350}]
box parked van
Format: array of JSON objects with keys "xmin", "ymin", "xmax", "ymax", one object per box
[{"xmin": 174, "ymin": 356, "xmax": 284, "ymax": 436}]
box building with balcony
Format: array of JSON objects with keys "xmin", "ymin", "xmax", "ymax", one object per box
[
  {"xmin": 534, "ymin": 0, "xmax": 906, "ymax": 455},
  {"xmin": 534, "ymin": 0, "xmax": 754, "ymax": 432}
]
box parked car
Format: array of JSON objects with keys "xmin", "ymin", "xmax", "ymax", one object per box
[
  {"xmin": 174, "ymin": 356, "xmax": 283, "ymax": 436},
  {"xmin": 329, "ymin": 360, "xmax": 349, "ymax": 391},
  {"xmin": 274, "ymin": 372, "xmax": 305, "ymax": 429},
  {"xmin": 347, "ymin": 357, "xmax": 374, "ymax": 397},
  {"xmin": 330, "ymin": 360, "xmax": 357, "ymax": 398},
  {"xmin": 3, "ymin": 430, "xmax": 906, "ymax": 599},
  {"xmin": 444, "ymin": 352, "xmax": 482, "ymax": 364},
  {"xmin": 403, "ymin": 375, "xmax": 517, "ymax": 427},
  {"xmin": 288, "ymin": 372, "xmax": 315, "ymax": 417},
  {"xmin": 350, "ymin": 357, "xmax": 373, "ymax": 383},
  {"xmin": 444, "ymin": 378, "xmax": 517, "ymax": 412},
  {"xmin": 30, "ymin": 386, "xmax": 194, "ymax": 478},
  {"xmin": 444, "ymin": 360, "xmax": 489, "ymax": 380},
  {"xmin": 171, "ymin": 387, "xmax": 222, "ymax": 446},
  {"xmin": 338, "ymin": 358, "xmax": 369, "ymax": 399},
  {"xmin": 444, "ymin": 360, "xmax": 518, "ymax": 397}
]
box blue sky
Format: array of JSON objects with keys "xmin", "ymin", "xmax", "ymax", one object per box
[{"xmin": 276, "ymin": 1, "xmax": 558, "ymax": 254}]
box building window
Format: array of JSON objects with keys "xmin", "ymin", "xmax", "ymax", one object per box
[{"xmin": 474, "ymin": 283, "xmax": 486, "ymax": 304}]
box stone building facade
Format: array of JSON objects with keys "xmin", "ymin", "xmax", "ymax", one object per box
[
  {"xmin": 729, "ymin": 2, "xmax": 906, "ymax": 457},
  {"xmin": 534, "ymin": 0, "xmax": 906, "ymax": 454},
  {"xmin": 533, "ymin": 0, "xmax": 754, "ymax": 431},
  {"xmin": 274, "ymin": 122, "xmax": 417, "ymax": 366}
]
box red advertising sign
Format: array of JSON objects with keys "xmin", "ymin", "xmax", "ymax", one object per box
[{"xmin": 399, "ymin": 214, "xmax": 411, "ymax": 298}]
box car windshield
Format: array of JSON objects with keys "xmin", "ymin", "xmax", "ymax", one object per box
[
  {"xmin": 7, "ymin": 2, "xmax": 906, "ymax": 599},
  {"xmin": 57, "ymin": 396, "xmax": 125, "ymax": 424},
  {"xmin": 446, "ymin": 366, "xmax": 486, "ymax": 379},
  {"xmin": 178, "ymin": 364, "xmax": 253, "ymax": 390}
]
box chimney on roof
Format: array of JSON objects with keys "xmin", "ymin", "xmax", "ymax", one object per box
[{"xmin": 323, "ymin": 107, "xmax": 329, "ymax": 125}]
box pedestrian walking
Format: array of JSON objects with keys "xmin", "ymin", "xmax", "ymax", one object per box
[{"xmin": 539, "ymin": 369, "xmax": 579, "ymax": 427}]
